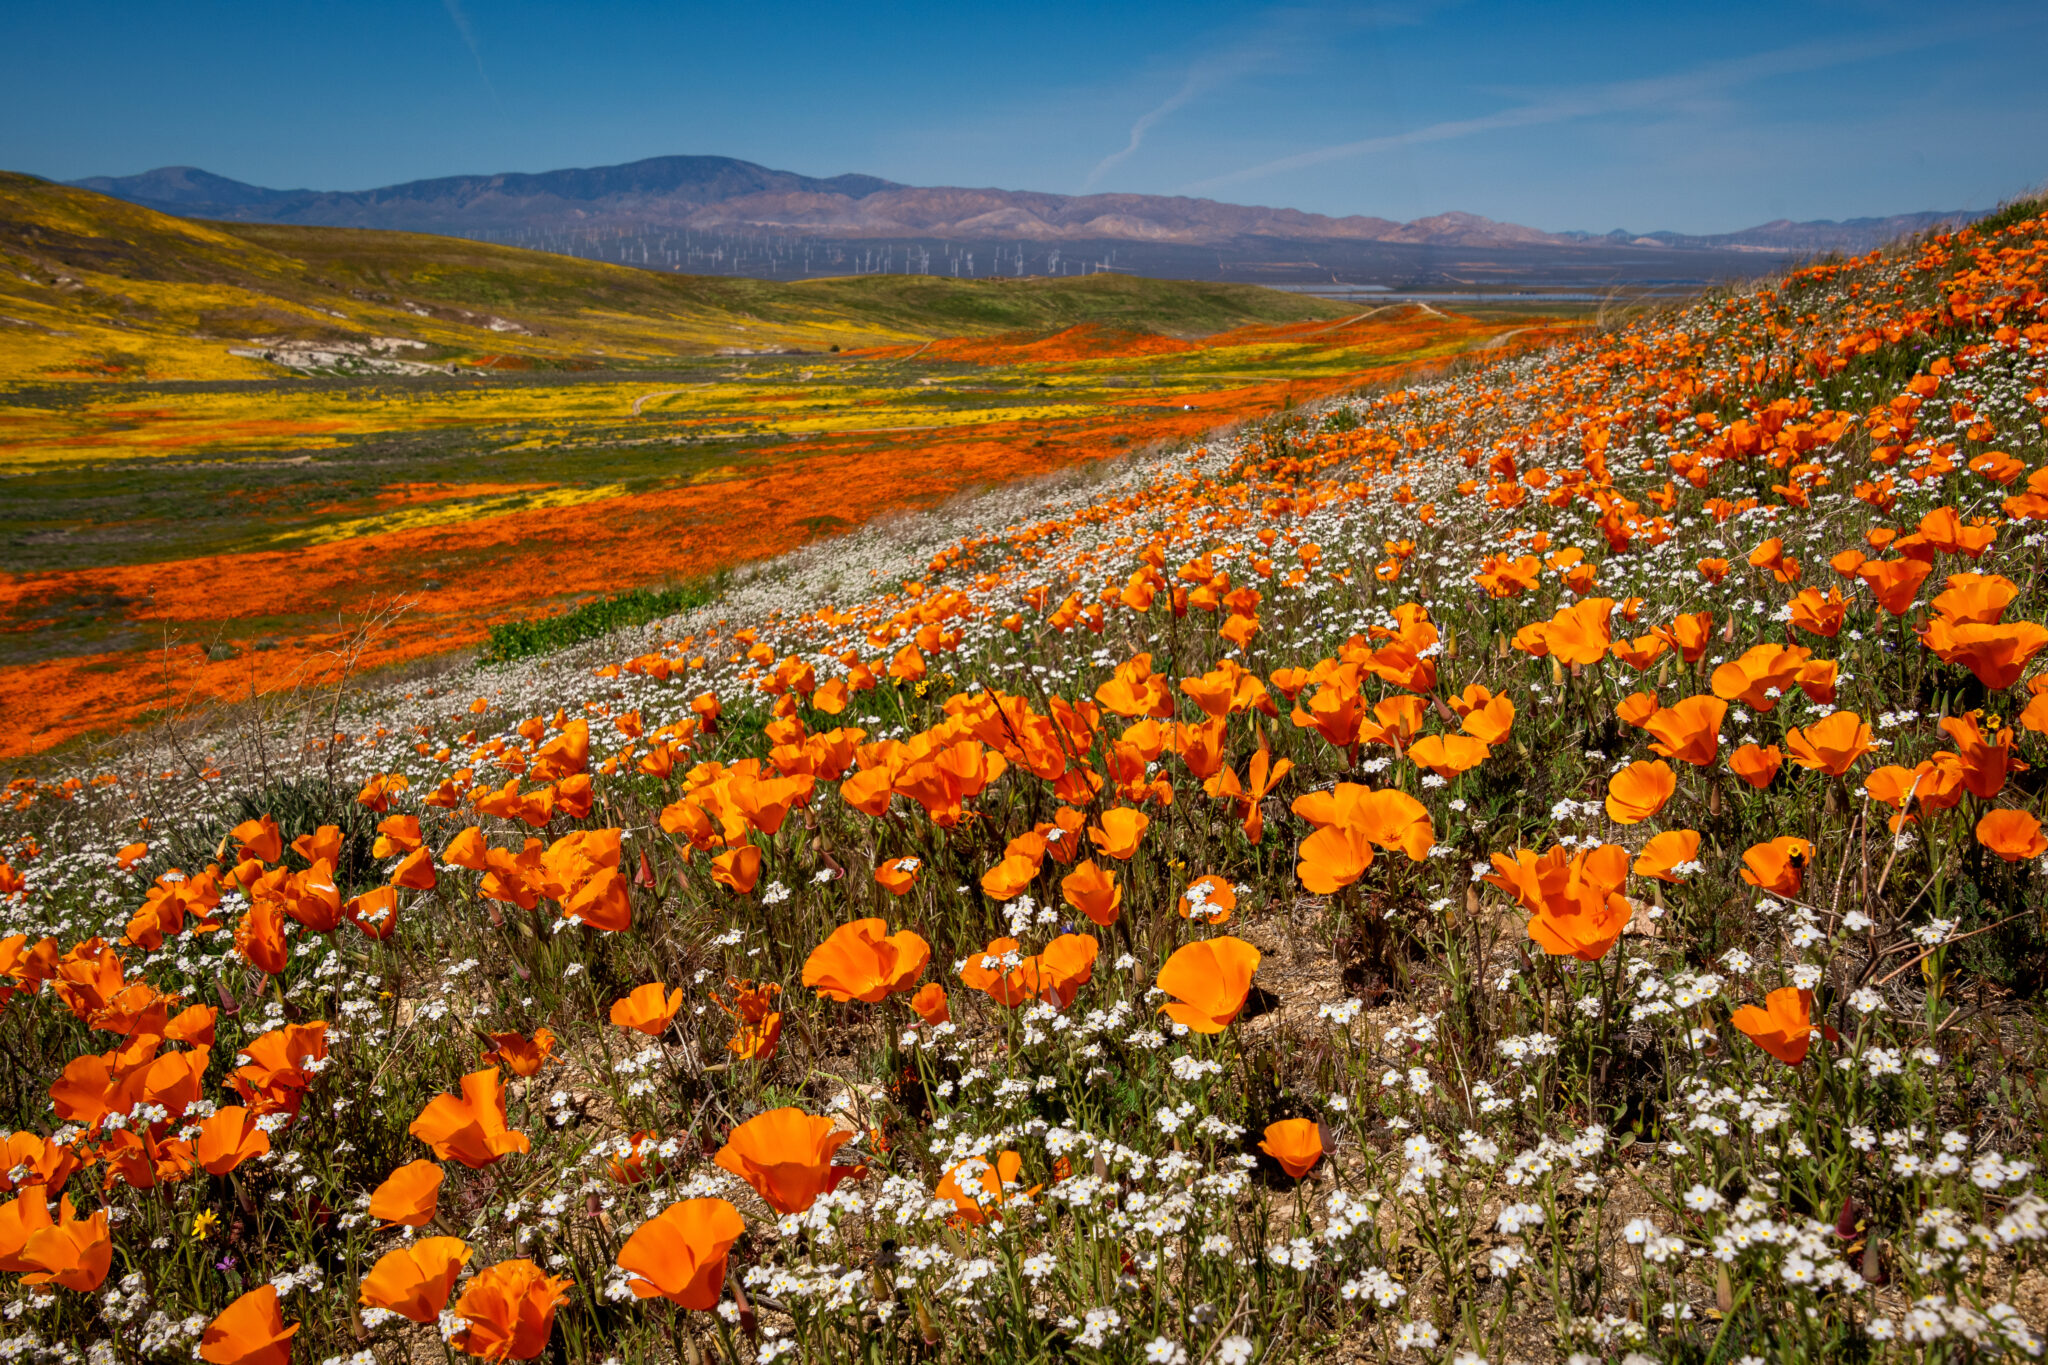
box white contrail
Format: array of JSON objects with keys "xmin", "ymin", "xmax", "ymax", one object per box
[
  {"xmin": 1084, "ymin": 3, "xmax": 1431, "ymax": 193},
  {"xmin": 442, "ymin": 0, "xmax": 501, "ymax": 105},
  {"xmin": 1085, "ymin": 72, "xmax": 1205, "ymax": 191}
]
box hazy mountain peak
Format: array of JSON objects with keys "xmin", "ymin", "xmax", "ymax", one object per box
[{"xmin": 68, "ymin": 154, "xmax": 1983, "ymax": 263}]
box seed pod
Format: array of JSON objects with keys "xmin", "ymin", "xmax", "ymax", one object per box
[{"xmin": 1861, "ymin": 1238, "xmax": 1888, "ymax": 1286}]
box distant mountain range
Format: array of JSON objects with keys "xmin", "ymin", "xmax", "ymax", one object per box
[{"xmin": 71, "ymin": 156, "xmax": 1984, "ymax": 256}]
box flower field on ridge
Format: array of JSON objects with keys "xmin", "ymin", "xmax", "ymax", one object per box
[
  {"xmin": 1, "ymin": 307, "xmax": 1537, "ymax": 756},
  {"xmin": 1, "ymin": 202, "xmax": 2047, "ymax": 1365}
]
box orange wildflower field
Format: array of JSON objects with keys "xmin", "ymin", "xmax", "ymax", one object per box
[
  {"xmin": 2, "ymin": 309, "xmax": 1553, "ymax": 755},
  {"xmin": 8, "ymin": 198, "xmax": 2048, "ymax": 1365}
]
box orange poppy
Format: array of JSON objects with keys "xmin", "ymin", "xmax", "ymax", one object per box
[
  {"xmin": 234, "ymin": 900, "xmax": 289, "ymax": 977},
  {"xmin": 1739, "ymin": 837, "xmax": 1812, "ymax": 896},
  {"xmin": 616, "ymin": 1198, "xmax": 746, "ymax": 1310},
  {"xmin": 980, "ymin": 852, "xmax": 1041, "ymax": 901},
  {"xmin": 1728, "ymin": 743, "xmax": 1782, "ymax": 789},
  {"xmin": 716, "ymin": 979, "xmax": 782, "ymax": 1062},
  {"xmin": 1295, "ymin": 824, "xmax": 1374, "ymax": 894},
  {"xmin": 231, "ymin": 817, "xmax": 283, "ymax": 865},
  {"xmin": 1920, "ymin": 618, "xmax": 2048, "ymax": 690},
  {"xmin": 226, "ymin": 1023, "xmax": 327, "ymax": 1118},
  {"xmin": 286, "ymin": 827, "xmax": 338, "ymax": 865},
  {"xmin": 1633, "ymin": 829, "xmax": 1701, "ymax": 883},
  {"xmin": 1259, "ymin": 1119, "xmax": 1324, "ymax": 1179},
  {"xmin": 18, "ymin": 1200, "xmax": 110, "ymax": 1291},
  {"xmin": 360, "ymin": 1236, "xmax": 473, "ymax": 1323},
  {"xmin": 447, "ymin": 1259, "xmax": 573, "ymax": 1362},
  {"xmin": 873, "ymin": 856, "xmax": 921, "ymax": 896},
  {"xmin": 1932, "ymin": 573, "xmax": 2019, "ymax": 625},
  {"xmin": 961, "ymin": 934, "xmax": 1100, "ymax": 1009},
  {"xmin": 282, "ymin": 859, "xmax": 344, "ymax": 932},
  {"xmin": 481, "ymin": 839, "xmax": 547, "ymax": 909},
  {"xmin": 482, "ymin": 1029, "xmax": 557, "ymax": 1078},
  {"xmin": 1035, "ymin": 806, "xmax": 1092, "ymax": 863},
  {"xmin": 368, "ymin": 1160, "xmax": 443, "ymax": 1228},
  {"xmin": 936, "ymin": 1151, "xmax": 1038, "ymax": 1224},
  {"xmin": 1857, "ymin": 558, "xmax": 1934, "ymax": 616},
  {"xmin": 801, "ymin": 919, "xmax": 931, "ymax": 1003},
  {"xmin": 192, "ymin": 1106, "xmax": 270, "ymax": 1176},
  {"xmin": 1916, "ymin": 505, "xmax": 1999, "ymax": 558},
  {"xmin": 1616, "ymin": 691, "xmax": 1661, "ymax": 729},
  {"xmin": 346, "ymin": 886, "xmax": 400, "ymax": 940},
  {"xmin": 1154, "ymin": 936, "xmax": 1261, "ymax": 1033},
  {"xmin": 1486, "ymin": 844, "xmax": 1632, "ymax": 960},
  {"xmin": 1609, "ymin": 632, "xmax": 1670, "ymax": 671},
  {"xmin": 199, "ymin": 1286, "xmax": 297, "ymax": 1365},
  {"xmin": 710, "ymin": 843, "xmax": 762, "ymax": 895},
  {"xmin": 1604, "ymin": 761, "xmax": 1676, "ymax": 825},
  {"xmin": 1087, "ymin": 808, "xmax": 1150, "ymax": 860},
  {"xmin": 1292, "ymin": 784, "xmax": 1436, "ymax": 860},
  {"xmin": 1094, "ymin": 653, "xmax": 1174, "ymax": 717},
  {"xmin": 1357, "ymin": 695, "xmax": 1428, "ymax": 749},
  {"xmin": 714, "ymin": 1108, "xmax": 857, "ymax": 1214},
  {"xmin": 1408, "ymin": 733, "xmax": 1491, "ymax": 778},
  {"xmin": 1656, "ymin": 611, "xmax": 1713, "ymax": 663},
  {"xmin": 1458, "ymin": 694, "xmax": 1517, "ymax": 745},
  {"xmin": 0, "ymin": 1133, "xmax": 79, "ymax": 1196},
  {"xmin": 1269, "ymin": 666, "xmax": 1312, "ymax": 700},
  {"xmin": 1642, "ymin": 696, "xmax": 1727, "ymax": 767},
  {"xmin": 536, "ymin": 829, "xmax": 631, "ymax": 931},
  {"xmin": 909, "ymin": 982, "xmax": 950, "ymax": 1025},
  {"xmin": 605, "ymin": 1130, "xmax": 667, "ymax": 1185},
  {"xmin": 1178, "ymin": 875, "xmax": 1238, "ymax": 925},
  {"xmin": 1939, "ymin": 711, "xmax": 2019, "ymax": 798},
  {"xmin": 1061, "ymin": 860, "xmax": 1122, "ymax": 925},
  {"xmin": 1797, "ymin": 658, "xmax": 1838, "ymax": 706},
  {"xmin": 1864, "ymin": 762, "xmax": 1967, "ymax": 828},
  {"xmin": 409, "ymin": 1068, "xmax": 532, "ymax": 1169},
  {"xmin": 0, "ymin": 1192, "xmax": 53, "ymax": 1272},
  {"xmin": 1784, "ymin": 711, "xmax": 1874, "ymax": 775},
  {"xmin": 610, "ymin": 982, "xmax": 683, "ymax": 1035},
  {"xmin": 1976, "ymin": 810, "xmax": 2048, "ymax": 862},
  {"xmin": 1710, "ymin": 644, "xmax": 1812, "ymax": 713},
  {"xmin": 444, "ymin": 826, "xmax": 491, "ymax": 871},
  {"xmin": 372, "ymin": 814, "xmax": 423, "ymax": 858},
  {"xmin": 1788, "ymin": 587, "xmax": 1848, "ymax": 638},
  {"xmin": 1731, "ymin": 987, "xmax": 1815, "ymax": 1066},
  {"xmin": 1543, "ymin": 597, "xmax": 1617, "ymax": 667},
  {"xmin": 1292, "ymin": 674, "xmax": 1367, "ymax": 748}
]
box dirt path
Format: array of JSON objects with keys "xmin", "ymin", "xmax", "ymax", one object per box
[{"xmin": 631, "ymin": 386, "xmax": 704, "ymax": 416}]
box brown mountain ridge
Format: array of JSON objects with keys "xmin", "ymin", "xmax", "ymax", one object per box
[{"xmin": 69, "ymin": 155, "xmax": 1982, "ymax": 255}]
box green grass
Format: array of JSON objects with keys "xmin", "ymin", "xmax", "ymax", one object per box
[
  {"xmin": 216, "ymin": 221, "xmax": 1352, "ymax": 339},
  {"xmin": 477, "ymin": 577, "xmax": 726, "ymax": 663}
]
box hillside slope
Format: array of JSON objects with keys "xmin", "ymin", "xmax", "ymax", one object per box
[
  {"xmin": 0, "ymin": 173, "xmax": 1348, "ymax": 382},
  {"xmin": 0, "ymin": 201, "xmax": 2043, "ymax": 1364}
]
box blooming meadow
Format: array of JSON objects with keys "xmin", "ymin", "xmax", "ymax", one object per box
[
  {"xmin": 2, "ymin": 305, "xmax": 1532, "ymax": 755},
  {"xmin": 2, "ymin": 203, "xmax": 2048, "ymax": 1364}
]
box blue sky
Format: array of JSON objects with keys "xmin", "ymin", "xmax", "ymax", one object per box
[{"xmin": 5, "ymin": 0, "xmax": 2043, "ymax": 234}]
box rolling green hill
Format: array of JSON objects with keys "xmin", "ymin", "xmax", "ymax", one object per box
[{"xmin": 0, "ymin": 172, "xmax": 1348, "ymax": 382}]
